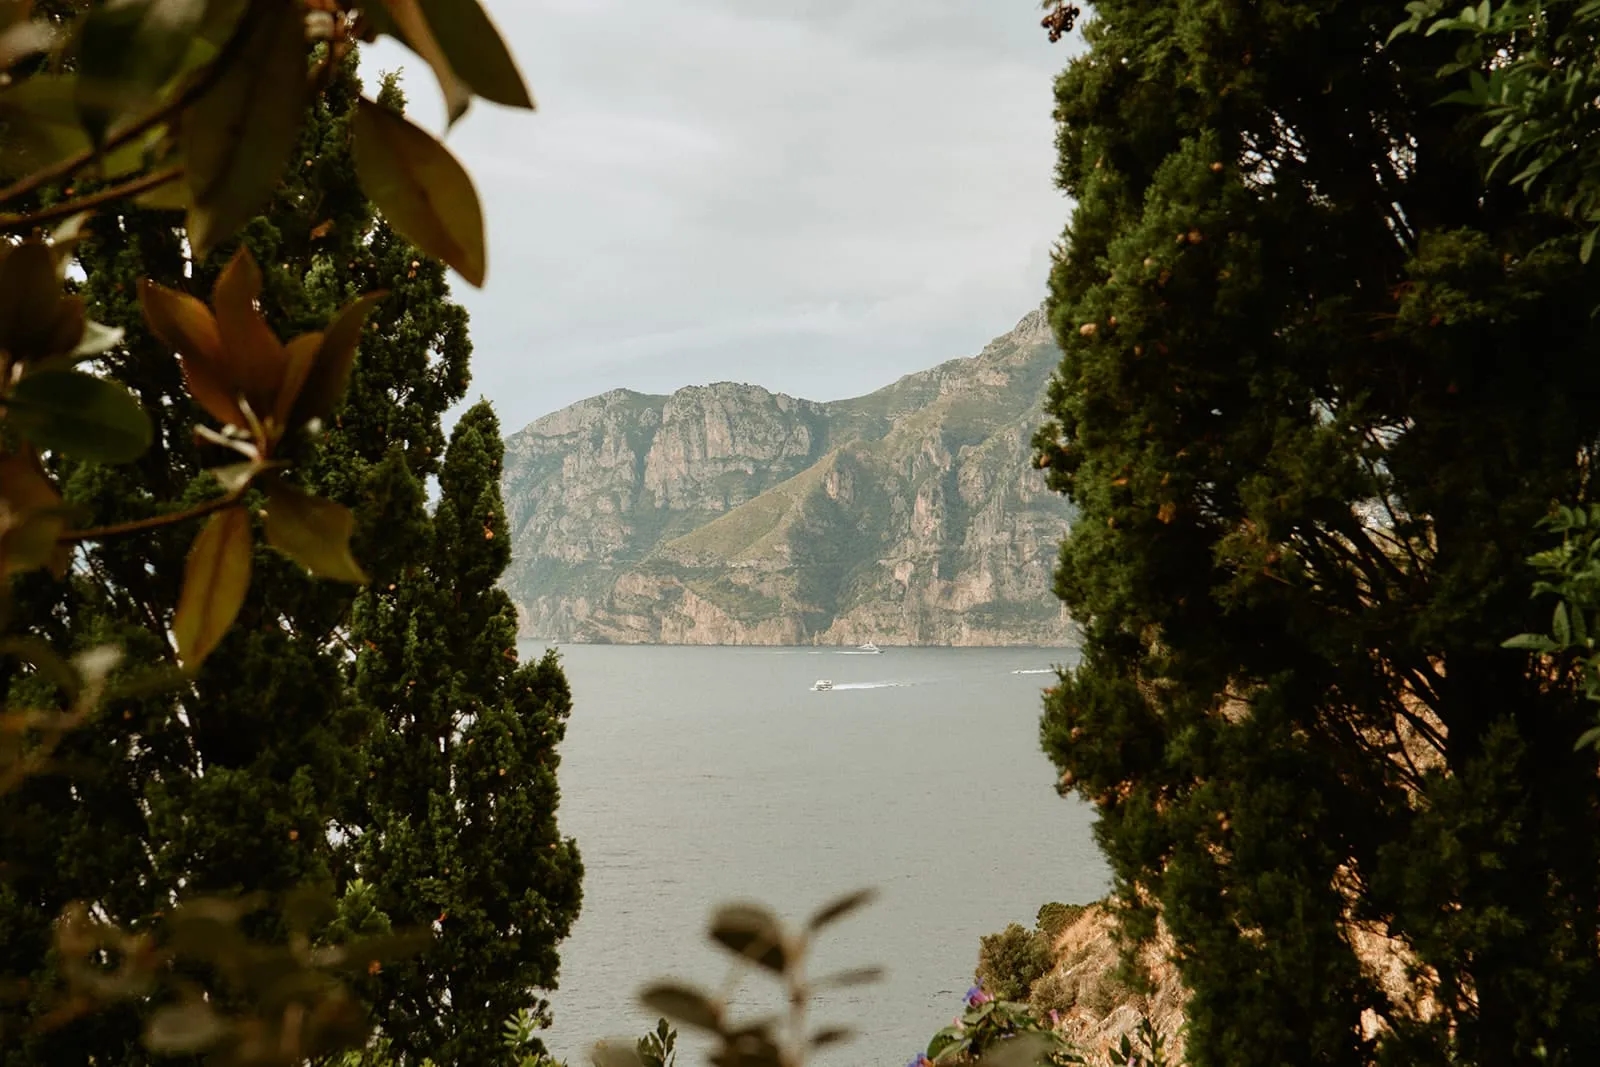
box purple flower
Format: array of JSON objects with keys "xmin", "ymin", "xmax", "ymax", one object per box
[
  {"xmin": 1047, "ymin": 1010, "xmax": 1061, "ymax": 1028},
  {"xmin": 906, "ymin": 1054, "xmax": 933, "ymax": 1067},
  {"xmin": 964, "ymin": 985, "xmax": 993, "ymax": 1008}
]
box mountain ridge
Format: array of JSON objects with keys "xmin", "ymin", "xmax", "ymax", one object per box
[{"xmin": 500, "ymin": 308, "xmax": 1075, "ymax": 645}]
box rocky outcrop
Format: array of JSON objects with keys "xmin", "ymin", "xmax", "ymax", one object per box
[{"xmin": 501, "ymin": 308, "xmax": 1075, "ymax": 645}]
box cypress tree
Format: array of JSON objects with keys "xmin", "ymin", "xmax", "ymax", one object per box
[
  {"xmin": 351, "ymin": 402, "xmax": 582, "ymax": 1066},
  {"xmin": 1035, "ymin": 3, "xmax": 1600, "ymax": 1065}
]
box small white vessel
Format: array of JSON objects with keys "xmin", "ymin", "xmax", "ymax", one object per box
[
  {"xmin": 856, "ymin": 642, "xmax": 882, "ymax": 654},
  {"xmin": 812, "ymin": 679, "xmax": 834, "ymax": 692}
]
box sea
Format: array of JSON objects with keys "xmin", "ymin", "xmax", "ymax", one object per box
[{"xmin": 519, "ymin": 643, "xmax": 1111, "ymax": 1067}]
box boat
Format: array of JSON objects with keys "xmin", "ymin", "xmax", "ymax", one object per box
[
  {"xmin": 812, "ymin": 679, "xmax": 834, "ymax": 691},
  {"xmin": 856, "ymin": 642, "xmax": 882, "ymax": 654}
]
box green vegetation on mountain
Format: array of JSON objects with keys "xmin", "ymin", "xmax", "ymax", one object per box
[
  {"xmin": 502, "ymin": 310, "xmax": 1074, "ymax": 646},
  {"xmin": 1035, "ymin": 2, "xmax": 1600, "ymax": 1065}
]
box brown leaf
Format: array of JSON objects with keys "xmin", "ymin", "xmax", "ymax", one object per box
[
  {"xmin": 353, "ymin": 97, "xmax": 485, "ymax": 285},
  {"xmin": 419, "ymin": 0, "xmax": 533, "ymax": 109},
  {"xmin": 262, "ymin": 480, "xmax": 368, "ymax": 584},
  {"xmin": 0, "ymin": 240, "xmax": 66, "ymax": 359},
  {"xmin": 173, "ymin": 507, "xmax": 253, "ymax": 670},
  {"xmin": 274, "ymin": 331, "xmax": 323, "ymax": 429},
  {"xmin": 289, "ymin": 291, "xmax": 385, "ymax": 426},
  {"xmin": 138, "ymin": 280, "xmax": 244, "ymax": 427},
  {"xmin": 210, "ymin": 247, "xmax": 288, "ymax": 420},
  {"xmin": 181, "ymin": 0, "xmax": 308, "ymax": 257},
  {"xmin": 0, "ymin": 449, "xmax": 71, "ymax": 577}
]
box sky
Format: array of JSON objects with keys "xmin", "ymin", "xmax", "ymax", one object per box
[{"xmin": 366, "ymin": 1, "xmax": 1079, "ymax": 433}]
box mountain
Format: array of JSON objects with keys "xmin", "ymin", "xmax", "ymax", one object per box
[{"xmin": 500, "ymin": 308, "xmax": 1074, "ymax": 645}]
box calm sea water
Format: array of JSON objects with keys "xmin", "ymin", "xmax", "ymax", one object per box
[{"xmin": 522, "ymin": 644, "xmax": 1109, "ymax": 1067}]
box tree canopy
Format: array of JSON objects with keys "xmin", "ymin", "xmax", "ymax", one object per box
[{"xmin": 1037, "ymin": 2, "xmax": 1600, "ymax": 1064}]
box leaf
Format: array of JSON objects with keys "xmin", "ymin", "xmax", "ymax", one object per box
[
  {"xmin": 809, "ymin": 1028, "xmax": 855, "ymax": 1049},
  {"xmin": 262, "ymin": 480, "xmax": 368, "ymax": 583},
  {"xmin": 591, "ymin": 1041, "xmax": 645, "ymax": 1067},
  {"xmin": 1502, "ymin": 632, "xmax": 1558, "ymax": 653},
  {"xmin": 75, "ymin": 0, "xmax": 207, "ymax": 148},
  {"xmin": 638, "ymin": 982, "xmax": 722, "ymax": 1033},
  {"xmin": 180, "ymin": 0, "xmax": 308, "ymax": 258},
  {"xmin": 144, "ymin": 1000, "xmax": 228, "ymax": 1054},
  {"xmin": 807, "ymin": 887, "xmax": 878, "ymax": 931},
  {"xmin": 6, "ymin": 370, "xmax": 153, "ymax": 463},
  {"xmin": 708, "ymin": 903, "xmax": 789, "ymax": 972},
  {"xmin": 0, "ymin": 449, "xmax": 71, "ymax": 577},
  {"xmin": 0, "ymin": 239, "xmax": 69, "ymax": 359},
  {"xmin": 419, "ymin": 0, "xmax": 533, "ymax": 109},
  {"xmin": 71, "ymin": 319, "xmax": 125, "ymax": 360},
  {"xmin": 138, "ymin": 279, "xmax": 244, "ymax": 426},
  {"xmin": 0, "ymin": 74, "xmax": 89, "ymax": 179},
  {"xmin": 374, "ymin": 0, "xmax": 472, "ymax": 123},
  {"xmin": 353, "ymin": 97, "xmax": 486, "ymax": 285},
  {"xmin": 810, "ymin": 965, "xmax": 886, "ymax": 990},
  {"xmin": 211, "ymin": 246, "xmax": 288, "ymax": 419},
  {"xmin": 1554, "ymin": 601, "xmax": 1572, "ymax": 646},
  {"xmin": 976, "ymin": 1034, "xmax": 1056, "ymax": 1067},
  {"xmin": 289, "ymin": 291, "xmax": 386, "ymax": 426},
  {"xmin": 1575, "ymin": 724, "xmax": 1600, "ymax": 751},
  {"xmin": 274, "ymin": 332, "xmax": 323, "ymax": 428},
  {"xmin": 173, "ymin": 507, "xmax": 253, "ymax": 670}
]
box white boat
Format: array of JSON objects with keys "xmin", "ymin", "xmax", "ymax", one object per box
[
  {"xmin": 812, "ymin": 679, "xmax": 834, "ymax": 692},
  {"xmin": 856, "ymin": 642, "xmax": 882, "ymax": 654}
]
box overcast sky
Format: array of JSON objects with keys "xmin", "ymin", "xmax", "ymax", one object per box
[{"xmin": 367, "ymin": 2, "xmax": 1078, "ymax": 433}]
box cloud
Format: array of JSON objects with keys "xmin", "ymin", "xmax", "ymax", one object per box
[{"xmin": 366, "ymin": 1, "xmax": 1078, "ymax": 430}]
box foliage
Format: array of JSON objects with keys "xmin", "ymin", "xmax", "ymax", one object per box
[
  {"xmin": 350, "ymin": 402, "xmax": 583, "ymax": 1065},
  {"xmin": 634, "ymin": 1019, "xmax": 678, "ymax": 1067},
  {"xmin": 0, "ymin": 2, "xmax": 556, "ymax": 1064},
  {"xmin": 922, "ymin": 985, "xmax": 1082, "ymax": 1067},
  {"xmin": 1393, "ymin": 0, "xmax": 1600, "ymax": 259},
  {"xmin": 976, "ymin": 924, "xmax": 1054, "ymax": 1004},
  {"xmin": 1105, "ymin": 1019, "xmax": 1169, "ymax": 1067},
  {"xmin": 1503, "ymin": 504, "xmax": 1600, "ymax": 747},
  {"xmin": 1034, "ymin": 1, "xmax": 1600, "ymax": 1065},
  {"xmin": 595, "ymin": 890, "xmax": 883, "ymax": 1067}
]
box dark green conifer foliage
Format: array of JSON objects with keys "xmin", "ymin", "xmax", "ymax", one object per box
[
  {"xmin": 0, "ymin": 67, "xmax": 579, "ymax": 1066},
  {"xmin": 351, "ymin": 402, "xmax": 582, "ymax": 1066},
  {"xmin": 1036, "ymin": 4, "xmax": 1600, "ymax": 1065}
]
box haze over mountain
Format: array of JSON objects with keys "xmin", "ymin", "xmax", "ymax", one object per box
[{"xmin": 500, "ymin": 309, "xmax": 1074, "ymax": 645}]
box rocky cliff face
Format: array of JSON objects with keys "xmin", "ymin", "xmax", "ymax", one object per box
[{"xmin": 501, "ymin": 308, "xmax": 1074, "ymax": 645}]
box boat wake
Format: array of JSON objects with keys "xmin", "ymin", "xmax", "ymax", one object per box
[
  {"xmin": 828, "ymin": 681, "xmax": 910, "ymax": 691},
  {"xmin": 1011, "ymin": 668, "xmax": 1056, "ymax": 675}
]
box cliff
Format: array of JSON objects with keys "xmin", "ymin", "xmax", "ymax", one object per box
[{"xmin": 500, "ymin": 309, "xmax": 1074, "ymax": 645}]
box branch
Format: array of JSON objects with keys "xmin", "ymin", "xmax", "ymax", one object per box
[
  {"xmin": 60, "ymin": 488, "xmax": 245, "ymax": 544},
  {"xmin": 0, "ymin": 164, "xmax": 182, "ymax": 232}
]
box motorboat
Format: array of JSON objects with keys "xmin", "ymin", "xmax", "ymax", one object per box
[
  {"xmin": 812, "ymin": 679, "xmax": 834, "ymax": 692},
  {"xmin": 856, "ymin": 642, "xmax": 882, "ymax": 654}
]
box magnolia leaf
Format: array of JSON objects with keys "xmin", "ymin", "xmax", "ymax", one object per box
[
  {"xmin": 419, "ymin": 0, "xmax": 532, "ymax": 109},
  {"xmin": 375, "ymin": 0, "xmax": 471, "ymax": 123},
  {"xmin": 262, "ymin": 480, "xmax": 368, "ymax": 583},
  {"xmin": 144, "ymin": 1000, "xmax": 228, "ymax": 1053},
  {"xmin": 289, "ymin": 291, "xmax": 385, "ymax": 426},
  {"xmin": 273, "ymin": 331, "xmax": 323, "ymax": 429},
  {"xmin": 173, "ymin": 507, "xmax": 253, "ymax": 670},
  {"xmin": 708, "ymin": 902, "xmax": 789, "ymax": 972},
  {"xmin": 0, "ymin": 450, "xmax": 71, "ymax": 577},
  {"xmin": 353, "ymin": 97, "xmax": 485, "ymax": 285},
  {"xmin": 181, "ymin": 0, "xmax": 307, "ymax": 258},
  {"xmin": 75, "ymin": 0, "xmax": 207, "ymax": 147},
  {"xmin": 211, "ymin": 246, "xmax": 288, "ymax": 418},
  {"xmin": 806, "ymin": 887, "xmax": 878, "ymax": 931},
  {"xmin": 208, "ymin": 461, "xmax": 259, "ymax": 493},
  {"xmin": 0, "ymin": 240, "xmax": 65, "ymax": 358},
  {"xmin": 138, "ymin": 278, "xmax": 244, "ymax": 427},
  {"xmin": 0, "ymin": 73, "xmax": 89, "ymax": 179},
  {"xmin": 638, "ymin": 983, "xmax": 721, "ymax": 1033},
  {"xmin": 6, "ymin": 370, "xmax": 152, "ymax": 463},
  {"xmin": 71, "ymin": 319, "xmax": 125, "ymax": 360}
]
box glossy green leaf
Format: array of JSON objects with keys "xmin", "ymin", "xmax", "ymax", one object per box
[
  {"xmin": 6, "ymin": 370, "xmax": 152, "ymax": 463},
  {"xmin": 181, "ymin": 0, "xmax": 307, "ymax": 258},
  {"xmin": 708, "ymin": 903, "xmax": 788, "ymax": 972},
  {"xmin": 0, "ymin": 74, "xmax": 87, "ymax": 179},
  {"xmin": 638, "ymin": 983, "xmax": 721, "ymax": 1033},
  {"xmin": 76, "ymin": 0, "xmax": 207, "ymax": 147},
  {"xmin": 262, "ymin": 480, "xmax": 368, "ymax": 584},
  {"xmin": 420, "ymin": 0, "xmax": 533, "ymax": 109},
  {"xmin": 289, "ymin": 291, "xmax": 385, "ymax": 426},
  {"xmin": 353, "ymin": 97, "xmax": 485, "ymax": 286},
  {"xmin": 173, "ymin": 507, "xmax": 252, "ymax": 670}
]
